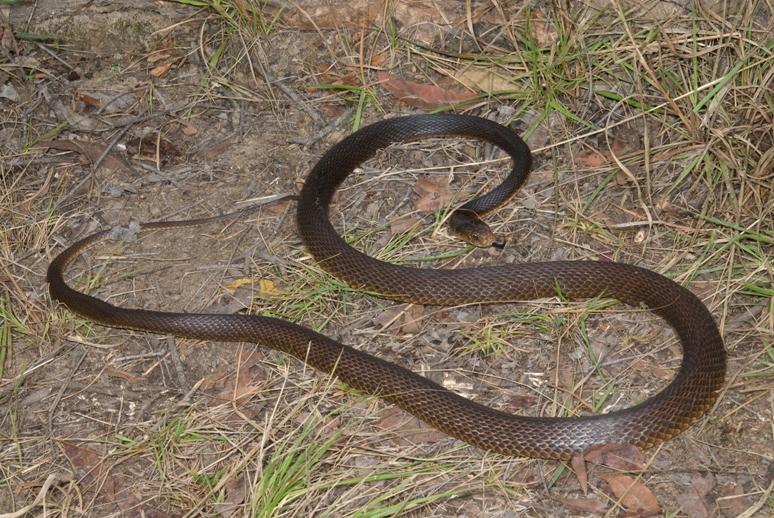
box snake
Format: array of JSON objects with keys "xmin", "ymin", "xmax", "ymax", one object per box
[{"xmin": 48, "ymin": 114, "xmax": 726, "ymax": 460}]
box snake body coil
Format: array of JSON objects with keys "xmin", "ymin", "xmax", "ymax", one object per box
[{"xmin": 48, "ymin": 114, "xmax": 725, "ymax": 459}]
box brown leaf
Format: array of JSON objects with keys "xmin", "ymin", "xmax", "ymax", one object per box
[
  {"xmin": 584, "ymin": 444, "xmax": 645, "ymax": 471},
  {"xmin": 374, "ymin": 306, "xmax": 403, "ymax": 333},
  {"xmin": 504, "ymin": 394, "xmax": 538, "ymax": 413},
  {"xmin": 62, "ymin": 443, "xmax": 171, "ymax": 518},
  {"xmin": 37, "ymin": 139, "xmax": 132, "ymax": 172},
  {"xmin": 105, "ymin": 365, "xmax": 147, "ymax": 384},
  {"xmin": 181, "ymin": 122, "xmax": 198, "ymax": 136},
  {"xmin": 616, "ymin": 169, "xmax": 631, "ymax": 185},
  {"xmin": 371, "ymin": 50, "xmax": 389, "ymax": 67},
  {"xmin": 444, "ymin": 66, "xmax": 515, "ymax": 94},
  {"xmin": 237, "ymin": 349, "xmax": 263, "ymax": 369},
  {"xmin": 319, "ymin": 104, "xmax": 348, "ymax": 119},
  {"xmin": 195, "ymin": 142, "xmax": 232, "ymax": 161},
  {"xmin": 214, "ymin": 384, "xmax": 261, "ymax": 404},
  {"xmin": 267, "ymin": 201, "xmax": 290, "ymax": 214},
  {"xmin": 710, "ymin": 0, "xmax": 745, "ymax": 16},
  {"xmin": 401, "ymin": 304, "xmax": 424, "ymax": 335},
  {"xmin": 676, "ymin": 472, "xmax": 716, "ymax": 517},
  {"xmin": 412, "ymin": 177, "xmax": 454, "ymax": 212},
  {"xmin": 717, "ymin": 482, "xmax": 746, "ymax": 518},
  {"xmin": 690, "ymin": 282, "xmax": 714, "ymax": 299},
  {"xmin": 676, "ymin": 490, "xmax": 710, "ymax": 518},
  {"xmin": 217, "ymin": 474, "xmax": 246, "ymax": 518},
  {"xmin": 202, "ymin": 349, "xmax": 264, "ymax": 399},
  {"xmin": 71, "ymin": 89, "xmax": 101, "ymax": 107},
  {"xmin": 62, "ymin": 443, "xmax": 115, "ymax": 499},
  {"xmin": 388, "ymin": 214, "xmax": 419, "ymax": 235},
  {"xmin": 147, "ymin": 48, "xmax": 178, "ymax": 64},
  {"xmin": 151, "ymin": 62, "xmax": 172, "ymax": 78},
  {"xmin": 572, "ymin": 453, "xmax": 589, "ymax": 495},
  {"xmin": 574, "ymin": 148, "xmax": 607, "ymax": 167},
  {"xmin": 373, "ymin": 406, "xmax": 449, "ymax": 447},
  {"xmin": 282, "ymin": 1, "xmax": 381, "ymax": 29},
  {"xmin": 557, "ymin": 497, "xmax": 608, "ymax": 514},
  {"xmin": 126, "ymin": 132, "xmax": 181, "ymax": 160},
  {"xmin": 691, "ymin": 472, "xmax": 716, "ymax": 496},
  {"xmin": 377, "ymin": 71, "xmax": 476, "ymax": 110},
  {"xmin": 605, "ymin": 474, "xmax": 661, "ymax": 516},
  {"xmin": 556, "ymin": 351, "xmax": 574, "ymax": 396},
  {"xmin": 531, "ymin": 16, "xmax": 560, "ymax": 47},
  {"xmin": 201, "ymin": 368, "xmax": 230, "ymax": 391},
  {"xmin": 509, "ymin": 467, "xmax": 541, "ymax": 486},
  {"xmin": 1, "ymin": 22, "xmax": 15, "ymax": 49},
  {"xmin": 611, "ymin": 127, "xmax": 641, "ymax": 157}
]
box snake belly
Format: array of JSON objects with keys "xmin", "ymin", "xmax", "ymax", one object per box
[{"xmin": 48, "ymin": 114, "xmax": 726, "ymax": 459}]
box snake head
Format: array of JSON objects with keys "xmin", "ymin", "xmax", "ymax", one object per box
[{"xmin": 448, "ymin": 209, "xmax": 497, "ymax": 247}]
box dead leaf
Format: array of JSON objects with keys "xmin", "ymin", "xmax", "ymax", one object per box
[
  {"xmin": 126, "ymin": 132, "xmax": 181, "ymax": 160},
  {"xmin": 105, "ymin": 365, "xmax": 147, "ymax": 384},
  {"xmin": 572, "ymin": 453, "xmax": 589, "ymax": 495},
  {"xmin": 373, "ymin": 406, "xmax": 449, "ymax": 447},
  {"xmin": 1, "ymin": 21, "xmax": 15, "ymax": 50},
  {"xmin": 509, "ymin": 466, "xmax": 541, "ymax": 487},
  {"xmin": 281, "ymin": 1, "xmax": 381, "ymax": 29},
  {"xmin": 531, "ymin": 16, "xmax": 560, "ymax": 47},
  {"xmin": 690, "ymin": 282, "xmax": 714, "ymax": 299},
  {"xmin": 258, "ymin": 279, "xmax": 280, "ymax": 296},
  {"xmin": 37, "ymin": 139, "xmax": 132, "ymax": 172},
  {"xmin": 605, "ymin": 474, "xmax": 661, "ymax": 517},
  {"xmin": 611, "ymin": 127, "xmax": 641, "ymax": 157},
  {"xmin": 374, "ymin": 306, "xmax": 402, "ymax": 332},
  {"xmin": 201, "ymin": 368, "xmax": 230, "ymax": 391},
  {"xmin": 371, "ymin": 50, "xmax": 389, "ymax": 67},
  {"xmin": 412, "ymin": 177, "xmax": 454, "ymax": 212},
  {"xmin": 401, "ymin": 304, "xmax": 424, "ymax": 334},
  {"xmin": 584, "ymin": 444, "xmax": 645, "ymax": 471},
  {"xmin": 710, "ymin": 0, "xmax": 745, "ymax": 15},
  {"xmin": 318, "ymin": 104, "xmax": 348, "ymax": 119},
  {"xmin": 195, "ymin": 142, "xmax": 232, "ymax": 161},
  {"xmin": 574, "ymin": 148, "xmax": 607, "ymax": 167},
  {"xmin": 181, "ymin": 122, "xmax": 198, "ymax": 136},
  {"xmin": 217, "ymin": 474, "xmax": 246, "ymax": 518},
  {"xmin": 691, "ymin": 472, "xmax": 716, "ymax": 497},
  {"xmin": 373, "ymin": 304, "xmax": 423, "ymax": 334},
  {"xmin": 202, "ymin": 349, "xmax": 264, "ymax": 399},
  {"xmin": 444, "ymin": 66, "xmax": 516, "ymax": 93},
  {"xmin": 504, "ymin": 394, "xmax": 538, "ymax": 413},
  {"xmin": 674, "ymin": 472, "xmax": 716, "ymax": 518},
  {"xmin": 71, "ymin": 89, "xmax": 101, "ymax": 107},
  {"xmin": 557, "ymin": 497, "xmax": 608, "ymax": 514},
  {"xmin": 62, "ymin": 443, "xmax": 171, "ymax": 518},
  {"xmin": 388, "ymin": 214, "xmax": 420, "ymax": 235},
  {"xmin": 556, "ymin": 351, "xmax": 574, "ymax": 401},
  {"xmin": 295, "ymin": 411, "xmax": 340, "ymax": 437},
  {"xmin": 266, "ymin": 203, "xmax": 288, "ymax": 214},
  {"xmin": 147, "ymin": 48, "xmax": 178, "ymax": 64},
  {"xmin": 717, "ymin": 482, "xmax": 746, "ymax": 518},
  {"xmin": 214, "ymin": 384, "xmax": 261, "ymax": 404},
  {"xmin": 377, "ymin": 71, "xmax": 476, "ymax": 110},
  {"xmin": 151, "ymin": 62, "xmax": 172, "ymax": 77}
]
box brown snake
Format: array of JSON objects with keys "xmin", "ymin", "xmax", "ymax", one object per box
[{"xmin": 48, "ymin": 114, "xmax": 726, "ymax": 459}]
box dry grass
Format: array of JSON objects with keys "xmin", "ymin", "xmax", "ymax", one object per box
[{"xmin": 1, "ymin": 0, "xmax": 774, "ymax": 516}]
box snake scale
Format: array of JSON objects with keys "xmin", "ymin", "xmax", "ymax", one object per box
[{"xmin": 48, "ymin": 114, "xmax": 726, "ymax": 459}]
